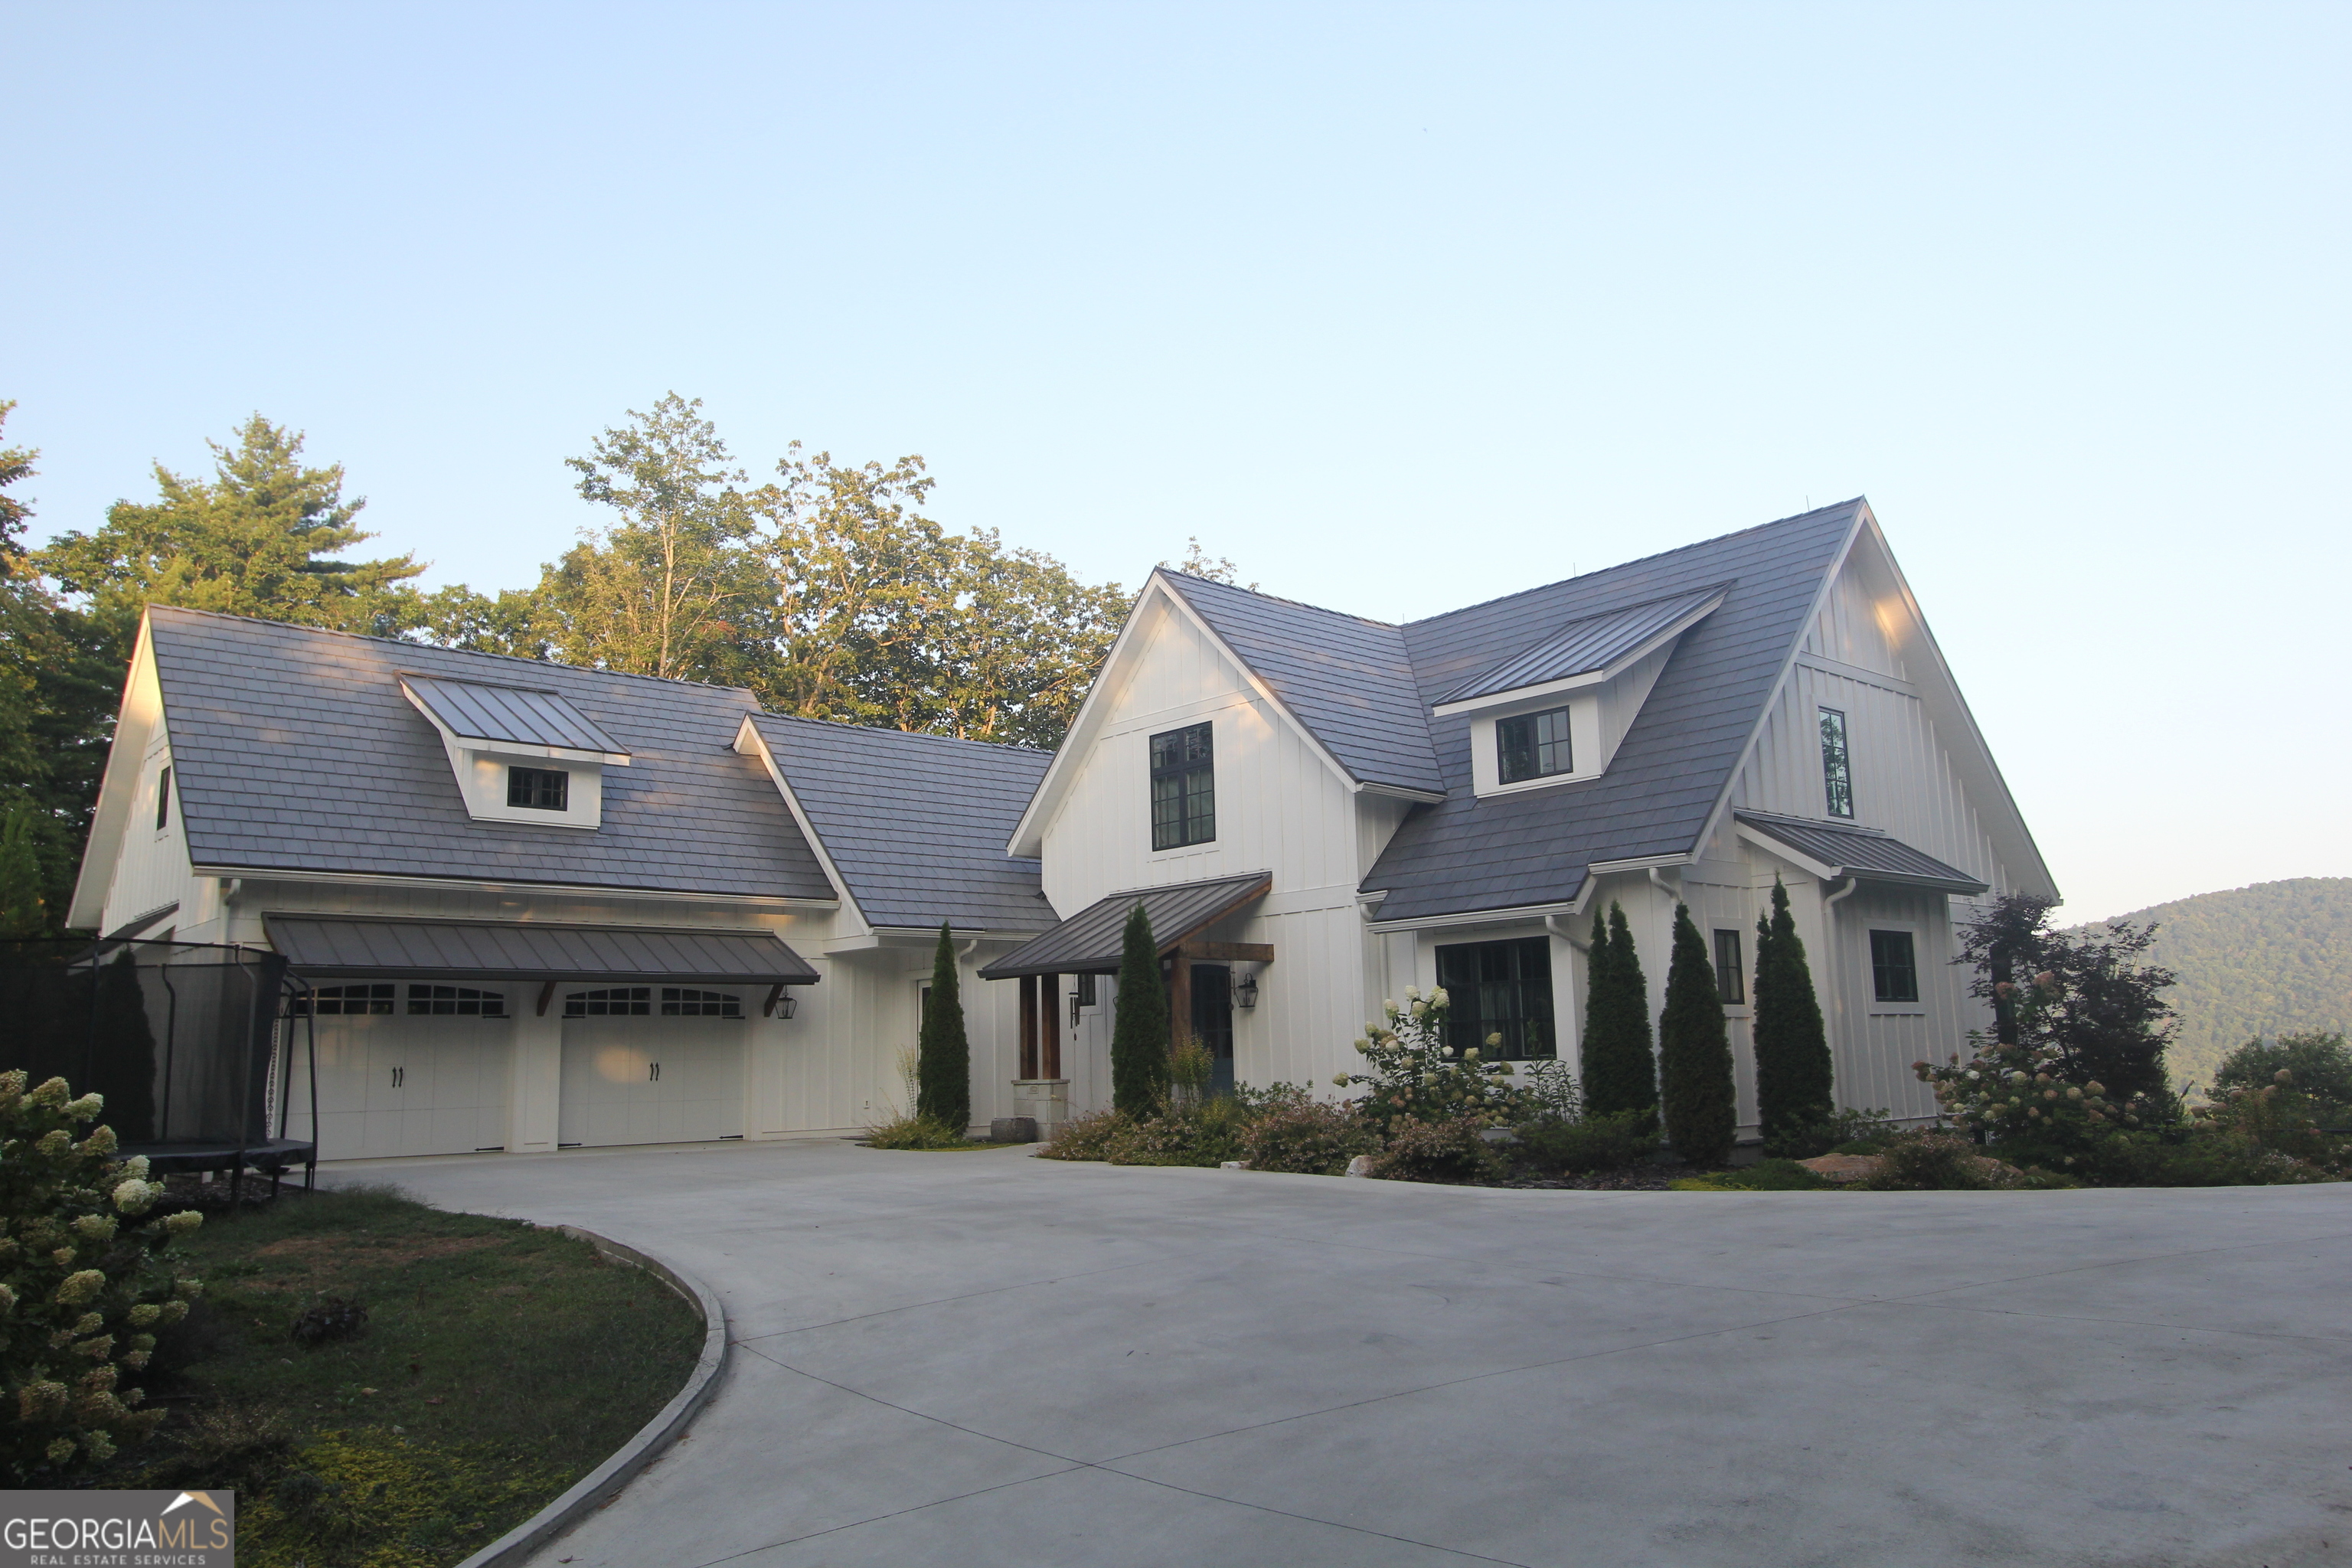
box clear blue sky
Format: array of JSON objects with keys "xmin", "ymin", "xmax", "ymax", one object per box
[{"xmin": 8, "ymin": 2, "xmax": 2345, "ymax": 920}]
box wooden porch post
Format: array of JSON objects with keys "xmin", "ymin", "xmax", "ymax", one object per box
[
  {"xmin": 1018, "ymin": 974, "xmax": 1039, "ymax": 1080},
  {"xmin": 1168, "ymin": 952, "xmax": 1193, "ymax": 1051},
  {"xmin": 1040, "ymin": 974, "xmax": 1062, "ymax": 1080}
]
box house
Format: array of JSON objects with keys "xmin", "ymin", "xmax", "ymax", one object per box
[{"xmin": 70, "ymin": 498, "xmax": 2052, "ymax": 1159}]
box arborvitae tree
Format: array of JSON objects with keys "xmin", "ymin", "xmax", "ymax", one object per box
[
  {"xmin": 1579, "ymin": 903, "xmax": 1657, "ymax": 1129},
  {"xmin": 915, "ymin": 923, "xmax": 971, "ymax": 1132},
  {"xmin": 1109, "ymin": 903, "xmax": 1169, "ymax": 1115},
  {"xmin": 1658, "ymin": 903, "xmax": 1737, "ymax": 1167},
  {"xmin": 1752, "ymin": 877, "xmax": 1834, "ymax": 1151}
]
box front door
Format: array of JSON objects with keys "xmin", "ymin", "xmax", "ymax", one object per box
[{"xmin": 1191, "ymin": 963, "xmax": 1234, "ymax": 1096}]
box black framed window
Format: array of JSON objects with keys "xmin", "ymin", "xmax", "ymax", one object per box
[
  {"xmin": 508, "ymin": 766, "xmax": 570, "ymax": 811},
  {"xmin": 1434, "ymin": 937, "xmax": 1557, "ymax": 1060},
  {"xmin": 408, "ymin": 984, "xmax": 506, "ymax": 1017},
  {"xmin": 297, "ymin": 982, "xmax": 395, "ymax": 1017},
  {"xmin": 1149, "ymin": 723, "xmax": 1215, "ymax": 850},
  {"xmin": 1870, "ymin": 930, "xmax": 1919, "ymax": 1004},
  {"xmin": 1819, "ymin": 707, "xmax": 1854, "ymax": 818},
  {"xmin": 1497, "ymin": 706, "xmax": 1573, "ymax": 784},
  {"xmin": 155, "ymin": 765, "xmax": 172, "ymax": 830},
  {"xmin": 1713, "ymin": 929, "xmax": 1746, "ymax": 1005},
  {"xmin": 662, "ymin": 988, "xmax": 742, "ymax": 1018},
  {"xmin": 1076, "ymin": 972, "xmax": 1098, "ymax": 1008},
  {"xmin": 567, "ymin": 986, "xmax": 651, "ymax": 1017}
]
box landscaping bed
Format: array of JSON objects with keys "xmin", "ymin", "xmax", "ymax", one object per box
[{"xmin": 97, "ymin": 1181, "xmax": 704, "ymax": 1568}]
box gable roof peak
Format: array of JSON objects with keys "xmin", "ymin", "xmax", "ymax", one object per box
[{"xmin": 1149, "ymin": 567, "xmax": 1400, "ymax": 632}]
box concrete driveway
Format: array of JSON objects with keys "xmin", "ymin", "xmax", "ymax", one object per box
[{"xmin": 332, "ymin": 1140, "xmax": 2352, "ymax": 1568}]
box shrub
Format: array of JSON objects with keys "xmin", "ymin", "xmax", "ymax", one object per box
[
  {"xmin": 2214, "ymin": 1034, "xmax": 2352, "ymax": 1124},
  {"xmin": 1516, "ymin": 1108, "xmax": 1658, "ymax": 1174},
  {"xmin": 1658, "ymin": 903, "xmax": 1736, "ymax": 1166},
  {"xmin": 1671, "ymin": 1158, "xmax": 1831, "ymax": 1192},
  {"xmin": 1110, "ymin": 904, "xmax": 1169, "ymax": 1115},
  {"xmin": 863, "ymin": 1112, "xmax": 975, "ymax": 1150},
  {"xmin": 1916, "ymin": 1031, "xmax": 2158, "ymax": 1159},
  {"xmin": 1580, "ymin": 904, "xmax": 1657, "ymax": 1128},
  {"xmin": 289, "ymin": 1296, "xmax": 369, "ymax": 1348},
  {"xmin": 1337, "ymin": 987, "xmax": 1537, "ymax": 1134},
  {"xmin": 1101, "ymin": 1096, "xmax": 1254, "ymax": 1167},
  {"xmin": 915, "ymin": 923, "xmax": 971, "ymax": 1133},
  {"xmin": 1752, "ymin": 877, "xmax": 1834, "ymax": 1151},
  {"xmin": 0, "ymin": 1071, "xmax": 205, "ymax": 1482},
  {"xmin": 1370, "ymin": 1115, "xmax": 1511, "ymax": 1185},
  {"xmin": 1767, "ymin": 1106, "xmax": 1903, "ymax": 1161},
  {"xmin": 1851, "ymin": 1131, "xmax": 2014, "ymax": 1191},
  {"xmin": 1037, "ymin": 1108, "xmax": 1129, "ymax": 1161},
  {"xmin": 1240, "ymin": 1090, "xmax": 1376, "ymax": 1175},
  {"xmin": 1958, "ymin": 892, "xmax": 2178, "ymax": 1112}
]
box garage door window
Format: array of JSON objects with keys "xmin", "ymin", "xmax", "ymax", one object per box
[
  {"xmin": 663, "ymin": 988, "xmax": 742, "ymax": 1018},
  {"xmin": 564, "ymin": 986, "xmax": 743, "ymax": 1018},
  {"xmin": 407, "ymin": 985, "xmax": 506, "ymax": 1017},
  {"xmin": 296, "ymin": 983, "xmax": 395, "ymax": 1016}
]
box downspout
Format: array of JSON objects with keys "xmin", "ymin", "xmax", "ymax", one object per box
[
  {"xmin": 1819, "ymin": 875, "xmax": 1857, "ymax": 1044},
  {"xmin": 1821, "ymin": 875, "xmax": 1858, "ymax": 914},
  {"xmin": 1544, "ymin": 913, "xmax": 1589, "ymax": 953},
  {"xmin": 1647, "ymin": 865, "xmax": 1683, "ymax": 903}
]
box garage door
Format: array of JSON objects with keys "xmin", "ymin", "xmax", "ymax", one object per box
[
  {"xmin": 557, "ymin": 987, "xmax": 746, "ymax": 1148},
  {"xmin": 289, "ymin": 983, "xmax": 511, "ymax": 1159}
]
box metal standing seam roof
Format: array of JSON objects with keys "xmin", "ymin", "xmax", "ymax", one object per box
[
  {"xmin": 978, "ymin": 871, "xmax": 1272, "ymax": 979},
  {"xmin": 1158, "ymin": 573, "xmax": 1446, "ymax": 795},
  {"xmin": 1733, "ymin": 812, "xmax": 1989, "ymax": 894},
  {"xmin": 1362, "ymin": 501, "xmax": 1869, "ymax": 923},
  {"xmin": 746, "ymin": 714, "xmax": 1056, "ymax": 932},
  {"xmin": 400, "ymin": 675, "xmax": 630, "ymax": 756},
  {"xmin": 1434, "ymin": 585, "xmax": 1728, "ymax": 707},
  {"xmin": 141, "ymin": 606, "xmax": 834, "ymax": 900},
  {"xmin": 265, "ymin": 916, "xmax": 822, "ymax": 984}
]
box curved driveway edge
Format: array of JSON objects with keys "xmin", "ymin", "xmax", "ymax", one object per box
[{"xmin": 452, "ymin": 1224, "xmax": 730, "ymax": 1568}]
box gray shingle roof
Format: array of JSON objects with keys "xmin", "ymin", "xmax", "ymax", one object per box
[
  {"xmin": 1363, "ymin": 501, "xmax": 1867, "ymax": 923},
  {"xmin": 1434, "ymin": 585, "xmax": 1727, "ymax": 707},
  {"xmin": 1158, "ymin": 573, "xmax": 1445, "ymax": 795},
  {"xmin": 400, "ymin": 675, "xmax": 629, "ymax": 756},
  {"xmin": 146, "ymin": 606, "xmax": 834, "ymax": 900},
  {"xmin": 265, "ymin": 915, "xmax": 822, "ymax": 984},
  {"xmin": 1733, "ymin": 812, "xmax": 1988, "ymax": 895},
  {"xmin": 978, "ymin": 871, "xmax": 1272, "ymax": 979},
  {"xmin": 746, "ymin": 714, "xmax": 1054, "ymax": 932}
]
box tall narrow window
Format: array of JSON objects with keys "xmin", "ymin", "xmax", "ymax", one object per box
[
  {"xmin": 508, "ymin": 766, "xmax": 569, "ymax": 811},
  {"xmin": 1076, "ymin": 972, "xmax": 1098, "ymax": 1008},
  {"xmin": 1434, "ymin": 937, "xmax": 1557, "ymax": 1060},
  {"xmin": 1818, "ymin": 707, "xmax": 1854, "ymax": 818},
  {"xmin": 1149, "ymin": 722, "xmax": 1216, "ymax": 850},
  {"xmin": 1870, "ymin": 930, "xmax": 1919, "ymax": 1004},
  {"xmin": 155, "ymin": 766, "xmax": 172, "ymax": 830},
  {"xmin": 1496, "ymin": 706, "xmax": 1573, "ymax": 785},
  {"xmin": 1713, "ymin": 929, "xmax": 1746, "ymax": 1005}
]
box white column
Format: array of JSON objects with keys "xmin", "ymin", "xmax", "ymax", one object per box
[{"xmin": 507, "ymin": 992, "xmax": 563, "ymax": 1152}]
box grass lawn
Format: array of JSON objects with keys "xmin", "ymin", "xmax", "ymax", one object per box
[{"xmin": 110, "ymin": 1183, "xmax": 703, "ymax": 1568}]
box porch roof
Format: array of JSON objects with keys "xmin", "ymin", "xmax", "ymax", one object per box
[
  {"xmin": 978, "ymin": 871, "xmax": 1271, "ymax": 980},
  {"xmin": 1733, "ymin": 812, "xmax": 1989, "ymax": 895},
  {"xmin": 264, "ymin": 915, "xmax": 822, "ymax": 985}
]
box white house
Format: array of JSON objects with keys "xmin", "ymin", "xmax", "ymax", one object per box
[{"xmin": 70, "ymin": 498, "xmax": 2053, "ymax": 1159}]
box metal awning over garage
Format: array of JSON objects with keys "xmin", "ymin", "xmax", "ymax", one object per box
[
  {"xmin": 264, "ymin": 916, "xmax": 822, "ymax": 985},
  {"xmin": 1733, "ymin": 812, "xmax": 1989, "ymax": 896},
  {"xmin": 978, "ymin": 871, "xmax": 1272, "ymax": 980}
]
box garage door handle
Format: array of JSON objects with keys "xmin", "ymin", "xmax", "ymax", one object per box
[{"xmin": 648, "ymin": 1062, "xmax": 661, "ymax": 1082}]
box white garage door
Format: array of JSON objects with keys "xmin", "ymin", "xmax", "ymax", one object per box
[
  {"xmin": 557, "ymin": 987, "xmax": 746, "ymax": 1148},
  {"xmin": 289, "ymin": 983, "xmax": 511, "ymax": 1159}
]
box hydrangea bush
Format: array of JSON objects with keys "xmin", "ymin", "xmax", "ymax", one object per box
[
  {"xmin": 1915, "ymin": 1026, "xmax": 2152, "ymax": 1161},
  {"xmin": 1, "ymin": 1070, "xmax": 206, "ymax": 1481},
  {"xmin": 1334, "ymin": 988, "xmax": 1537, "ymax": 1134}
]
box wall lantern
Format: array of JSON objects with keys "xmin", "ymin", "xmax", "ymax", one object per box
[
  {"xmin": 764, "ymin": 985, "xmax": 799, "ymax": 1020},
  {"xmin": 1233, "ymin": 971, "xmax": 1259, "ymax": 1010}
]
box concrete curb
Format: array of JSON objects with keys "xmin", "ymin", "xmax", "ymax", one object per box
[{"xmin": 452, "ymin": 1226, "xmax": 730, "ymax": 1568}]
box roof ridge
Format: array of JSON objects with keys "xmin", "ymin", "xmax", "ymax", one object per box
[
  {"xmin": 145, "ymin": 603, "xmax": 761, "ymax": 699},
  {"xmin": 750, "ymin": 709, "xmax": 1055, "ymax": 757},
  {"xmin": 1153, "ymin": 568, "xmax": 1403, "ymax": 632},
  {"xmin": 1401, "ymin": 498, "xmax": 1864, "ymax": 627}
]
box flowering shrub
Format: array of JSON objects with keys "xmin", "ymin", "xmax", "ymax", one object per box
[
  {"xmin": 1037, "ymin": 1108, "xmax": 1129, "ymax": 1161},
  {"xmin": 1239, "ymin": 1088, "xmax": 1377, "ymax": 1175},
  {"xmin": 1368, "ymin": 1115, "xmax": 1513, "ymax": 1185},
  {"xmin": 1, "ymin": 1071, "xmax": 206, "ymax": 1481},
  {"xmin": 1335, "ymin": 988, "xmax": 1537, "ymax": 1134},
  {"xmin": 1915, "ymin": 1021, "xmax": 2154, "ymax": 1162}
]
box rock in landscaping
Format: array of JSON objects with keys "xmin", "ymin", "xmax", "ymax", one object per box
[
  {"xmin": 1798, "ymin": 1154, "xmax": 1884, "ymax": 1183},
  {"xmin": 990, "ymin": 1116, "xmax": 1039, "ymax": 1144},
  {"xmin": 1344, "ymin": 1155, "xmax": 1375, "ymax": 1178},
  {"xmin": 1219, "ymin": 1160, "xmax": 1251, "ymax": 1170}
]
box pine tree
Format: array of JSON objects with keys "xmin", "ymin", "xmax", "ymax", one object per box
[
  {"xmin": 915, "ymin": 923, "xmax": 971, "ymax": 1133},
  {"xmin": 1579, "ymin": 903, "xmax": 1657, "ymax": 1129},
  {"xmin": 1658, "ymin": 903, "xmax": 1737, "ymax": 1166},
  {"xmin": 1752, "ymin": 877, "xmax": 1835, "ymax": 1151},
  {"xmin": 1110, "ymin": 903, "xmax": 1169, "ymax": 1115}
]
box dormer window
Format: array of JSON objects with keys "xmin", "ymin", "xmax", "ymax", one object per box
[
  {"xmin": 508, "ymin": 766, "xmax": 570, "ymax": 811},
  {"xmin": 1496, "ymin": 707, "xmax": 1572, "ymax": 784}
]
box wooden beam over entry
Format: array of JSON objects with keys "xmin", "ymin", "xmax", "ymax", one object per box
[{"xmin": 1179, "ymin": 940, "xmax": 1275, "ymax": 963}]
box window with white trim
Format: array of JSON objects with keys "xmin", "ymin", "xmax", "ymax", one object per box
[
  {"xmin": 407, "ymin": 984, "xmax": 506, "ymax": 1017},
  {"xmin": 296, "ymin": 983, "xmax": 395, "ymax": 1017}
]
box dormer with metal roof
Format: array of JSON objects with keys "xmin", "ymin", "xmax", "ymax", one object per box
[{"xmin": 400, "ymin": 674, "xmax": 634, "ymax": 830}]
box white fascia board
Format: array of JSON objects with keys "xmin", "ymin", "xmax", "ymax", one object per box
[
  {"xmin": 1733, "ymin": 822, "xmax": 1844, "ymax": 882},
  {"xmin": 1365, "ymin": 893, "xmax": 1587, "ymax": 934},
  {"xmin": 731, "ymin": 717, "xmax": 870, "ymax": 933},
  {"xmin": 1586, "ymin": 851, "xmax": 1698, "ymax": 874},
  {"xmin": 69, "ymin": 614, "xmax": 161, "ymax": 929},
  {"xmin": 1428, "ymin": 590, "xmax": 1726, "ymax": 717},
  {"xmin": 398, "ymin": 681, "xmax": 630, "ymax": 766},
  {"xmin": 1149, "ymin": 578, "xmax": 1367, "ymax": 797},
  {"xmin": 1358, "ymin": 781, "xmax": 1447, "ymax": 804},
  {"xmin": 197, "ymin": 864, "xmax": 838, "ymax": 910}
]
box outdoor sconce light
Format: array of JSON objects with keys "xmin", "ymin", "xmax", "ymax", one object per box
[
  {"xmin": 1233, "ymin": 972, "xmax": 1259, "ymax": 1009},
  {"xmin": 764, "ymin": 985, "xmax": 799, "ymax": 1020}
]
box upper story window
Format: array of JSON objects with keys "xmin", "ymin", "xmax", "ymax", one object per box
[
  {"xmin": 1713, "ymin": 929, "xmax": 1746, "ymax": 1005},
  {"xmin": 1870, "ymin": 930, "xmax": 1919, "ymax": 1004},
  {"xmin": 1496, "ymin": 706, "xmax": 1573, "ymax": 784},
  {"xmin": 1435, "ymin": 936, "xmax": 1556, "ymax": 1060},
  {"xmin": 155, "ymin": 765, "xmax": 172, "ymax": 830},
  {"xmin": 1150, "ymin": 722, "xmax": 1215, "ymax": 850},
  {"xmin": 1818, "ymin": 707, "xmax": 1854, "ymax": 818},
  {"xmin": 508, "ymin": 766, "xmax": 570, "ymax": 812}
]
